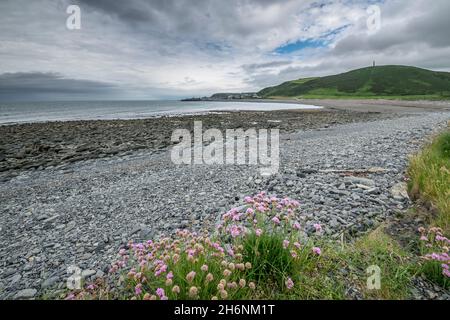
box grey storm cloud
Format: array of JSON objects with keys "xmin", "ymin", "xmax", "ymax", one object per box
[
  {"xmin": 0, "ymin": 72, "xmax": 117, "ymax": 100},
  {"xmin": 76, "ymin": 0, "xmax": 158, "ymax": 24},
  {"xmin": 0, "ymin": 72, "xmax": 115, "ymax": 93},
  {"xmin": 0, "ymin": 0, "xmax": 450, "ymax": 100}
]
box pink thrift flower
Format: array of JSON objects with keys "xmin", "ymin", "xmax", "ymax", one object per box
[
  {"xmin": 143, "ymin": 293, "xmax": 151, "ymax": 300},
  {"xmin": 312, "ymin": 247, "xmax": 322, "ymax": 255},
  {"xmin": 166, "ymin": 271, "xmax": 173, "ymax": 280},
  {"xmin": 313, "ymin": 223, "xmax": 322, "ymax": 232},
  {"xmin": 420, "ymin": 236, "xmax": 428, "ymax": 241},
  {"xmin": 255, "ymin": 229, "xmax": 262, "ymax": 237},
  {"xmin": 189, "ymin": 286, "xmax": 198, "ymax": 298},
  {"xmin": 186, "ymin": 271, "xmax": 196, "ymax": 283},
  {"xmin": 285, "ymin": 277, "xmax": 294, "ymax": 290},
  {"xmin": 135, "ymin": 284, "xmax": 142, "ymax": 296},
  {"xmin": 293, "ymin": 222, "xmax": 301, "ymax": 230},
  {"xmin": 443, "ymin": 268, "xmax": 450, "ymax": 278},
  {"xmin": 272, "ymin": 217, "xmax": 280, "ymax": 225},
  {"xmin": 291, "ymin": 200, "xmax": 300, "ymax": 207},
  {"xmin": 230, "ymin": 225, "xmax": 241, "ymax": 237},
  {"xmin": 172, "ymin": 285, "xmax": 180, "ymax": 294},
  {"xmin": 246, "ymin": 208, "xmax": 254, "ymax": 215},
  {"xmin": 201, "ymin": 264, "xmax": 209, "ymax": 272},
  {"xmin": 283, "ymin": 240, "xmax": 290, "ymax": 249},
  {"xmin": 206, "ymin": 273, "xmax": 214, "ymax": 282},
  {"xmin": 156, "ymin": 288, "xmax": 165, "ymax": 299}
]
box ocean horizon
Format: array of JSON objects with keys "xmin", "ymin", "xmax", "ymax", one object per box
[{"xmin": 0, "ymin": 100, "xmax": 322, "ymax": 125}]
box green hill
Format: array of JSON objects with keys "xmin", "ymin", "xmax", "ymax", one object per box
[{"xmin": 258, "ymin": 65, "xmax": 450, "ymax": 100}]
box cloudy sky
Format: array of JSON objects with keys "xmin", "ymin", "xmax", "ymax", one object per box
[{"xmin": 1, "ymin": 0, "xmax": 450, "ymax": 100}]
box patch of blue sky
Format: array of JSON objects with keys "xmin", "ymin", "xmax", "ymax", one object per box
[
  {"xmin": 274, "ymin": 38, "xmax": 328, "ymax": 54},
  {"xmin": 274, "ymin": 24, "xmax": 350, "ymax": 55}
]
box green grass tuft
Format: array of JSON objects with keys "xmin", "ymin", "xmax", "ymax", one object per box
[{"xmin": 408, "ymin": 129, "xmax": 450, "ymax": 234}]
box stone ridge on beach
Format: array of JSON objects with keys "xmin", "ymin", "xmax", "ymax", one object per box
[
  {"xmin": 0, "ymin": 109, "xmax": 393, "ymax": 181},
  {"xmin": 0, "ymin": 109, "xmax": 449, "ymax": 300}
]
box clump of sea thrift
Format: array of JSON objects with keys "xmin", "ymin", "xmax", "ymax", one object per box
[
  {"xmin": 419, "ymin": 227, "xmax": 450, "ymax": 284},
  {"xmin": 66, "ymin": 192, "xmax": 324, "ymax": 300}
]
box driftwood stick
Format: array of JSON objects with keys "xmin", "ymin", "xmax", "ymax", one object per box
[{"xmin": 316, "ymin": 167, "xmax": 392, "ymax": 174}]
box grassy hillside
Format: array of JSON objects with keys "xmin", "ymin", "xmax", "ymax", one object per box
[{"xmin": 259, "ymin": 65, "xmax": 450, "ymax": 99}]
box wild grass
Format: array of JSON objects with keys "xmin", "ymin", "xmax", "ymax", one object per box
[
  {"xmin": 343, "ymin": 227, "xmax": 415, "ymax": 299},
  {"xmin": 407, "ymin": 129, "xmax": 450, "ymax": 288},
  {"xmin": 408, "ymin": 129, "xmax": 450, "ymax": 234}
]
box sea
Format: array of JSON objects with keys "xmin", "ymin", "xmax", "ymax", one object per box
[{"xmin": 0, "ymin": 100, "xmax": 322, "ymax": 125}]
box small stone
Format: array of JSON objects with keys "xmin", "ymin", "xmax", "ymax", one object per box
[
  {"xmin": 23, "ymin": 263, "xmax": 34, "ymax": 271},
  {"xmin": 344, "ymin": 176, "xmax": 375, "ymax": 187},
  {"xmin": 43, "ymin": 215, "xmax": 60, "ymax": 224},
  {"xmin": 81, "ymin": 252, "xmax": 92, "ymax": 260},
  {"xmin": 36, "ymin": 215, "xmax": 48, "ymax": 221},
  {"xmin": 65, "ymin": 221, "xmax": 76, "ymax": 232},
  {"xmin": 356, "ymin": 184, "xmax": 373, "ymax": 190},
  {"xmin": 129, "ymin": 226, "xmax": 141, "ymax": 236},
  {"xmin": 41, "ymin": 276, "xmax": 60, "ymax": 289},
  {"xmin": 10, "ymin": 274, "xmax": 22, "ymax": 285},
  {"xmin": 14, "ymin": 288, "xmax": 37, "ymax": 299},
  {"xmin": 81, "ymin": 269, "xmax": 96, "ymax": 278},
  {"xmin": 95, "ymin": 270, "xmax": 105, "ymax": 278},
  {"xmin": 364, "ymin": 187, "xmax": 380, "ymax": 195}
]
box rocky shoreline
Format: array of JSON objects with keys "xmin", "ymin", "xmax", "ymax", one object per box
[
  {"xmin": 0, "ymin": 109, "xmax": 393, "ymax": 182},
  {"xmin": 0, "ymin": 108, "xmax": 449, "ymax": 299}
]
